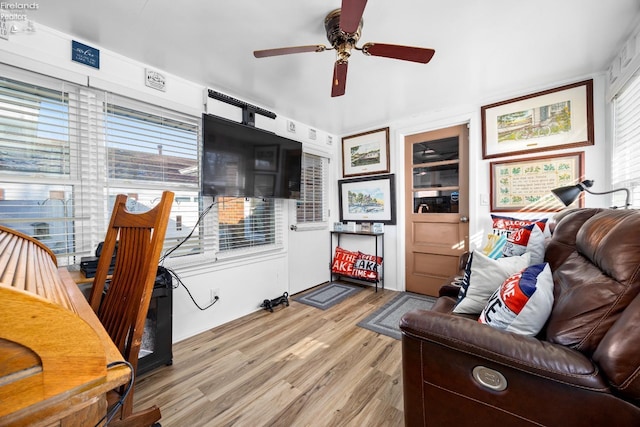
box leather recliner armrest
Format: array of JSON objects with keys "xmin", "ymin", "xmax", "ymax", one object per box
[{"xmin": 400, "ymin": 309, "xmax": 608, "ymax": 391}]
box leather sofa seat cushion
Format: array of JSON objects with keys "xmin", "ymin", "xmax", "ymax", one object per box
[{"xmin": 545, "ymin": 210, "xmax": 640, "ymax": 355}]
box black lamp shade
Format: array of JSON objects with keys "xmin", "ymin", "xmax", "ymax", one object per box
[{"xmin": 551, "ymin": 185, "xmax": 583, "ymax": 206}]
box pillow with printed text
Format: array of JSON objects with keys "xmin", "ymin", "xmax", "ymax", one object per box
[
  {"xmin": 331, "ymin": 246, "xmax": 359, "ymax": 277},
  {"xmin": 352, "ymin": 252, "xmax": 383, "ymax": 281},
  {"xmin": 478, "ymin": 263, "xmax": 554, "ymax": 336},
  {"xmin": 453, "ymin": 250, "xmax": 531, "ymax": 315}
]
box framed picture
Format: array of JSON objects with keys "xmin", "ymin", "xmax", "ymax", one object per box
[
  {"xmin": 342, "ymin": 127, "xmax": 390, "ymax": 177},
  {"xmin": 338, "ymin": 174, "xmax": 396, "ymax": 224},
  {"xmin": 490, "ymin": 151, "xmax": 584, "ymax": 212},
  {"xmin": 254, "ymin": 145, "xmax": 278, "ymax": 171},
  {"xmin": 482, "ymin": 80, "xmax": 594, "ymax": 159}
]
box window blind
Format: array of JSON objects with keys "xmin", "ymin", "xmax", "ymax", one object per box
[
  {"xmin": 102, "ymin": 94, "xmax": 202, "ymax": 258},
  {"xmin": 0, "ymin": 74, "xmax": 84, "ymax": 265},
  {"xmin": 216, "ymin": 196, "xmax": 283, "ymax": 257},
  {"xmin": 0, "ymin": 64, "xmax": 304, "ymax": 265},
  {"xmin": 613, "ymin": 74, "xmax": 640, "ymax": 208},
  {"xmin": 297, "ymin": 153, "xmax": 328, "ymax": 223}
]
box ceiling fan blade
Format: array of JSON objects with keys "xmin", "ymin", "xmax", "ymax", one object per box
[
  {"xmin": 340, "ymin": 0, "xmax": 367, "ymax": 33},
  {"xmin": 361, "ymin": 43, "xmax": 435, "ymax": 64},
  {"xmin": 331, "ymin": 61, "xmax": 348, "ymax": 97},
  {"xmin": 254, "ymin": 45, "xmax": 327, "ymax": 58}
]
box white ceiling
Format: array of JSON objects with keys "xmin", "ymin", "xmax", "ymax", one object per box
[{"xmin": 30, "ymin": 0, "xmax": 640, "ymax": 135}]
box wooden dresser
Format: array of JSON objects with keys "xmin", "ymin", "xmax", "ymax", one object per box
[{"xmin": 0, "ymin": 225, "xmax": 131, "ymax": 427}]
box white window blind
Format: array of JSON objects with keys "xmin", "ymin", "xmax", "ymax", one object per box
[
  {"xmin": 216, "ymin": 196, "xmax": 283, "ymax": 257},
  {"xmin": 102, "ymin": 94, "xmax": 202, "ymax": 258},
  {"xmin": 0, "ymin": 64, "xmax": 286, "ymax": 265},
  {"xmin": 613, "ymin": 74, "xmax": 640, "ymax": 208},
  {"xmin": 297, "ymin": 153, "xmax": 328, "ymax": 223},
  {"xmin": 0, "ymin": 74, "xmax": 85, "ymax": 265}
]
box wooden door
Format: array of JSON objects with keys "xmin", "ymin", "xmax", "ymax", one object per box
[{"xmin": 404, "ymin": 124, "xmax": 469, "ymax": 296}]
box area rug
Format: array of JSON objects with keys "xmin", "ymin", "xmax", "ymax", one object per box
[
  {"xmin": 294, "ymin": 282, "xmax": 364, "ymax": 310},
  {"xmin": 357, "ymin": 292, "xmax": 437, "ymax": 340}
]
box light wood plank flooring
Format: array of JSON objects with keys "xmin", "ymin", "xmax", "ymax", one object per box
[{"xmin": 134, "ymin": 284, "xmax": 405, "ymax": 427}]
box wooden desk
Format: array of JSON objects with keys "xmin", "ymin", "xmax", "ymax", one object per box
[{"xmin": 0, "ymin": 226, "xmax": 130, "ymax": 427}]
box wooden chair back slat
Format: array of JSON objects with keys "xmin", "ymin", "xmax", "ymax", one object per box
[{"xmin": 88, "ymin": 191, "xmax": 174, "ymax": 424}]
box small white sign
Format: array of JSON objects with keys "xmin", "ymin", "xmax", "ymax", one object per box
[
  {"xmin": 145, "ymin": 68, "xmax": 166, "ymax": 92},
  {"xmin": 309, "ymin": 128, "xmax": 317, "ymax": 140}
]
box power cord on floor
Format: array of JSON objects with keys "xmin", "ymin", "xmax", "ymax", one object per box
[{"xmin": 95, "ymin": 360, "xmax": 135, "ymax": 427}]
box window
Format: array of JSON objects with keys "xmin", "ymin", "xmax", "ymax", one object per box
[
  {"xmin": 612, "ymin": 74, "xmax": 640, "ymax": 208},
  {"xmin": 103, "ymin": 95, "xmax": 201, "ymax": 257},
  {"xmin": 0, "ymin": 75, "xmax": 80, "ymax": 262},
  {"xmin": 297, "ymin": 153, "xmax": 328, "ymax": 224},
  {"xmin": 0, "ymin": 66, "xmax": 285, "ymax": 266},
  {"xmin": 216, "ymin": 197, "xmax": 281, "ymax": 255}
]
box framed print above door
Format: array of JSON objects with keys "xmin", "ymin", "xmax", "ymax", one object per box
[
  {"xmin": 481, "ymin": 79, "xmax": 594, "ymax": 159},
  {"xmin": 342, "ymin": 127, "xmax": 390, "ymax": 177}
]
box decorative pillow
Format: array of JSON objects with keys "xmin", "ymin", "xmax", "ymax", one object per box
[
  {"xmin": 331, "ymin": 247, "xmax": 358, "ymax": 277},
  {"xmin": 453, "ymin": 250, "xmax": 531, "ymax": 315},
  {"xmin": 491, "ymin": 214, "xmax": 550, "ymax": 238},
  {"xmin": 455, "ymin": 251, "xmax": 474, "ymax": 304},
  {"xmin": 502, "ymin": 223, "xmax": 545, "ymax": 264},
  {"xmin": 352, "ymin": 252, "xmax": 383, "ymax": 281},
  {"xmin": 478, "ymin": 263, "xmax": 554, "ymax": 336},
  {"xmin": 481, "ymin": 233, "xmax": 507, "ymax": 259}
]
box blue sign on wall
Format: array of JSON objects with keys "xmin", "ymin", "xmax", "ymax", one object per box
[{"xmin": 71, "ymin": 40, "xmax": 100, "ymax": 69}]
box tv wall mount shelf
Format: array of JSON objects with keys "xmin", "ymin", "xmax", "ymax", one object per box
[{"xmin": 207, "ymin": 90, "xmax": 276, "ymax": 126}]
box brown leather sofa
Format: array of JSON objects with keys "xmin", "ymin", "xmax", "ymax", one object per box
[{"xmin": 400, "ymin": 208, "xmax": 640, "ymax": 426}]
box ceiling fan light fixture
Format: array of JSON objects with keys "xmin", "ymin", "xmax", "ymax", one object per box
[{"xmin": 253, "ymin": 0, "xmax": 435, "ymax": 97}]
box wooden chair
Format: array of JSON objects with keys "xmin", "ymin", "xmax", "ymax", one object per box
[{"xmin": 88, "ymin": 191, "xmax": 174, "ymax": 427}]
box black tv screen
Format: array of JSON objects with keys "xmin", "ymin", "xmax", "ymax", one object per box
[{"xmin": 201, "ymin": 114, "xmax": 302, "ymax": 199}]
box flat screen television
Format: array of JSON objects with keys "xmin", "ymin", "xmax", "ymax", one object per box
[{"xmin": 201, "ymin": 114, "xmax": 302, "ymax": 199}]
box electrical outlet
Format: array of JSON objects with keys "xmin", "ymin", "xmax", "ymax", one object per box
[{"xmin": 210, "ymin": 288, "xmax": 220, "ymax": 303}]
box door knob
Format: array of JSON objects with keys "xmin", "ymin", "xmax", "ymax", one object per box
[
  {"xmin": 290, "ymin": 225, "xmax": 298, "ymax": 231},
  {"xmin": 460, "ymin": 216, "xmax": 469, "ymax": 223}
]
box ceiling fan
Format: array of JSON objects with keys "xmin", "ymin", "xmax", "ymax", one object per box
[{"xmin": 253, "ymin": 0, "xmax": 435, "ymax": 97}]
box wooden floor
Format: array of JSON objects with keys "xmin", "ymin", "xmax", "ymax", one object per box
[{"xmin": 134, "ymin": 284, "xmax": 406, "ymax": 427}]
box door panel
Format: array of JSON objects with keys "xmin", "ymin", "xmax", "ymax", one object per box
[
  {"xmin": 287, "ymin": 225, "xmax": 329, "ymax": 295},
  {"xmin": 405, "ymin": 124, "xmax": 469, "ymax": 296}
]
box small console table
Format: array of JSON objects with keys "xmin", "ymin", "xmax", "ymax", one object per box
[{"xmin": 330, "ymin": 230, "xmax": 384, "ymax": 292}]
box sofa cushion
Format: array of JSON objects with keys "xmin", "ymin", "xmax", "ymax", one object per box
[
  {"xmin": 453, "ymin": 250, "xmax": 531, "ymax": 315},
  {"xmin": 481, "ymin": 233, "xmax": 507, "ymax": 259},
  {"xmin": 545, "ymin": 209, "xmax": 640, "ymax": 354},
  {"xmin": 502, "ymin": 223, "xmax": 545, "ymax": 264},
  {"xmin": 479, "ymin": 263, "xmax": 554, "ymax": 335},
  {"xmin": 491, "ymin": 214, "xmax": 550, "ymax": 238},
  {"xmin": 544, "ymin": 208, "xmax": 604, "ymax": 271}
]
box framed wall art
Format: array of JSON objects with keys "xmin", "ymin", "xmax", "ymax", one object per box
[
  {"xmin": 482, "ymin": 80, "xmax": 594, "ymax": 159},
  {"xmin": 490, "ymin": 151, "xmax": 584, "ymax": 212},
  {"xmin": 342, "ymin": 127, "xmax": 390, "ymax": 177},
  {"xmin": 338, "ymin": 174, "xmax": 396, "ymax": 224}
]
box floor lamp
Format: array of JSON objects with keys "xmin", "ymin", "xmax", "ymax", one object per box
[{"xmin": 551, "ymin": 179, "xmax": 631, "ymax": 209}]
